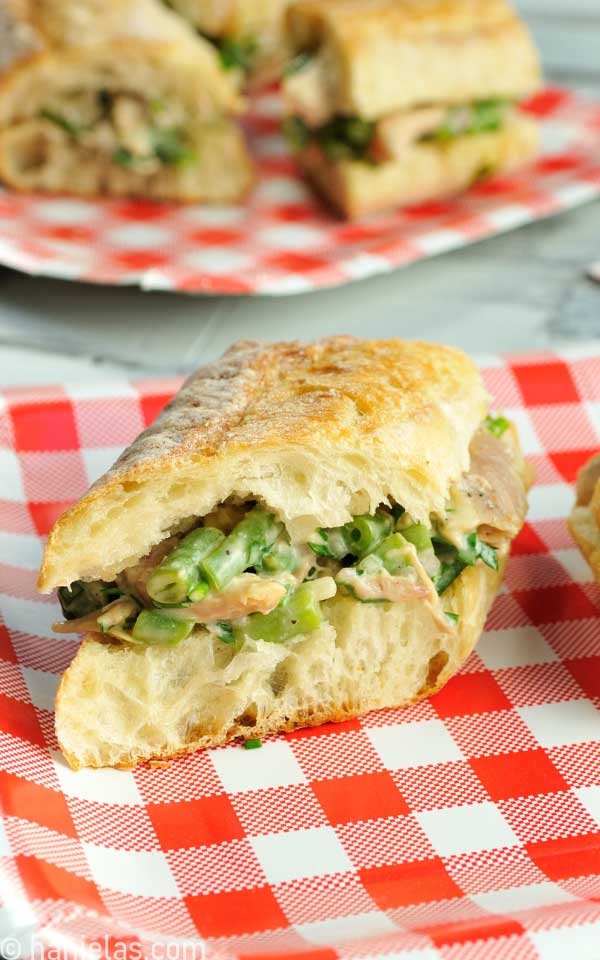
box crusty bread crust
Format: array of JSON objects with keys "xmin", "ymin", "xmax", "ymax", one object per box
[
  {"xmin": 569, "ymin": 453, "xmax": 600, "ymax": 583},
  {"xmin": 297, "ymin": 112, "xmax": 539, "ymax": 219},
  {"xmin": 39, "ymin": 337, "xmax": 489, "ymax": 591},
  {"xmin": 55, "ymin": 554, "xmax": 507, "ymax": 769},
  {"xmin": 286, "ymin": 0, "xmax": 541, "ymax": 121},
  {"xmin": 168, "ymin": 0, "xmax": 293, "ymax": 87}
]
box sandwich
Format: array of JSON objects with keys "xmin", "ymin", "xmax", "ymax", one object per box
[
  {"xmin": 39, "ymin": 337, "xmax": 530, "ymax": 769},
  {"xmin": 0, "ymin": 0, "xmax": 254, "ymax": 202},
  {"xmin": 166, "ymin": 0, "xmax": 292, "ymax": 87},
  {"xmin": 282, "ymin": 0, "xmax": 542, "ymax": 218},
  {"xmin": 569, "ymin": 454, "xmax": 600, "ymax": 582}
]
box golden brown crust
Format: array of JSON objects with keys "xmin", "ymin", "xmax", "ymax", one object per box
[
  {"xmin": 569, "ymin": 453, "xmax": 600, "ymax": 584},
  {"xmin": 39, "ymin": 337, "xmax": 489, "ymax": 591},
  {"xmin": 169, "ymin": 0, "xmax": 293, "ymax": 87},
  {"xmin": 297, "ymin": 112, "xmax": 539, "ymax": 218},
  {"xmin": 285, "ymin": 0, "xmax": 541, "ymax": 120}
]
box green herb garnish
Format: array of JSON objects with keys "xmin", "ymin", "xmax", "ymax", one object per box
[
  {"xmin": 219, "ymin": 36, "xmax": 257, "ymax": 72},
  {"xmin": 484, "ymin": 415, "xmax": 510, "ymax": 438},
  {"xmin": 284, "ymin": 52, "xmax": 313, "ymax": 77},
  {"xmin": 41, "ymin": 109, "xmax": 82, "ymax": 137}
]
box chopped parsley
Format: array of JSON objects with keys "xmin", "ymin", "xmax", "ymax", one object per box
[{"xmin": 484, "ymin": 415, "xmax": 510, "ymax": 438}]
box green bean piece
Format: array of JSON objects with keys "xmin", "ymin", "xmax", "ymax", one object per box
[
  {"xmin": 258, "ymin": 536, "xmax": 298, "ymax": 574},
  {"xmin": 397, "ymin": 522, "xmax": 432, "ymax": 554},
  {"xmin": 358, "ymin": 532, "xmax": 411, "ymax": 576},
  {"xmin": 240, "ymin": 583, "xmax": 323, "ymax": 643},
  {"xmin": 244, "ymin": 738, "xmax": 262, "ymax": 749},
  {"xmin": 132, "ymin": 610, "xmax": 194, "ymax": 646},
  {"xmin": 188, "ymin": 580, "xmax": 210, "ymax": 602},
  {"xmin": 147, "ymin": 527, "xmax": 225, "ymax": 604},
  {"xmin": 343, "ymin": 511, "xmax": 393, "ymax": 557},
  {"xmin": 200, "ymin": 508, "xmax": 283, "ymax": 591}
]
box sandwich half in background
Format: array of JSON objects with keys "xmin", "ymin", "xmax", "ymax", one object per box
[
  {"xmin": 39, "ymin": 337, "xmax": 530, "ymax": 769},
  {"xmin": 282, "ymin": 0, "xmax": 542, "ymax": 218},
  {"xmin": 166, "ymin": 0, "xmax": 293, "ymax": 88},
  {"xmin": 569, "ymin": 454, "xmax": 600, "ymax": 581},
  {"xmin": 0, "ymin": 0, "xmax": 254, "ymax": 202}
]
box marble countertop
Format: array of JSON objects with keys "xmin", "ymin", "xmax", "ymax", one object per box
[{"xmin": 1, "ymin": 0, "xmax": 599, "ymax": 386}]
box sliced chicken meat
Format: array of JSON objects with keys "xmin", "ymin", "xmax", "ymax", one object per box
[
  {"xmin": 439, "ymin": 426, "xmax": 527, "ymax": 547},
  {"xmin": 169, "ymin": 573, "xmax": 287, "ymax": 622}
]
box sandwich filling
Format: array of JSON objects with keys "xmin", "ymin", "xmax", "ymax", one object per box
[
  {"xmin": 284, "ymin": 53, "xmax": 518, "ymax": 167},
  {"xmin": 55, "ymin": 416, "xmax": 524, "ymax": 648},
  {"xmin": 33, "ymin": 89, "xmax": 197, "ymax": 175}
]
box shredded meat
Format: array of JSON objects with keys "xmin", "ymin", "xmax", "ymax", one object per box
[
  {"xmin": 170, "ymin": 573, "xmax": 286, "ymax": 622},
  {"xmin": 440, "ymin": 426, "xmax": 527, "ymax": 546},
  {"xmin": 372, "ymin": 106, "xmax": 446, "ymax": 161},
  {"xmin": 337, "ymin": 567, "xmax": 429, "ymax": 602},
  {"xmin": 116, "ymin": 536, "xmax": 179, "ymax": 605}
]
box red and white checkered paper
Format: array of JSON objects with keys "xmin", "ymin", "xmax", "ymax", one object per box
[
  {"xmin": 0, "ymin": 86, "xmax": 599, "ymax": 295},
  {"xmin": 2, "ymin": 348, "xmax": 600, "ymax": 960}
]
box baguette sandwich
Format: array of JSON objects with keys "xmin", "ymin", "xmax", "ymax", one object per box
[
  {"xmin": 282, "ymin": 0, "xmax": 542, "ymax": 217},
  {"xmin": 39, "ymin": 337, "xmax": 530, "ymax": 769},
  {"xmin": 0, "ymin": 0, "xmax": 254, "ymax": 202},
  {"xmin": 569, "ymin": 454, "xmax": 600, "ymax": 582},
  {"xmin": 166, "ymin": 0, "xmax": 293, "ymax": 87}
]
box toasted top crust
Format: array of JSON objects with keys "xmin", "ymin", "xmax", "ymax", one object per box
[
  {"xmin": 39, "ymin": 336, "xmax": 489, "ymax": 592},
  {"xmin": 0, "ymin": 0, "xmax": 241, "ymax": 123},
  {"xmin": 285, "ymin": 0, "xmax": 541, "ymax": 120}
]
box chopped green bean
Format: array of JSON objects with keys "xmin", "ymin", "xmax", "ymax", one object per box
[
  {"xmin": 244, "ymin": 738, "xmax": 262, "ymax": 749},
  {"xmin": 240, "ymin": 583, "xmax": 324, "ymax": 643},
  {"xmin": 401, "ymin": 522, "xmax": 432, "ymax": 554},
  {"xmin": 188, "ymin": 580, "xmax": 210, "ymax": 602},
  {"xmin": 132, "ymin": 610, "xmax": 193, "ymax": 646},
  {"xmin": 147, "ymin": 527, "xmax": 224, "ymax": 604},
  {"xmin": 200, "ymin": 508, "xmax": 283, "ymax": 591},
  {"xmin": 357, "ymin": 532, "xmax": 411, "ymax": 576},
  {"xmin": 343, "ymin": 510, "xmax": 393, "ymax": 557},
  {"xmin": 258, "ymin": 536, "xmax": 298, "ymax": 574}
]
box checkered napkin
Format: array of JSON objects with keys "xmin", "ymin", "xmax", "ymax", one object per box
[
  {"xmin": 2, "ymin": 349, "xmax": 600, "ymax": 960},
  {"xmin": 0, "ymin": 87, "xmax": 600, "ymax": 295}
]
